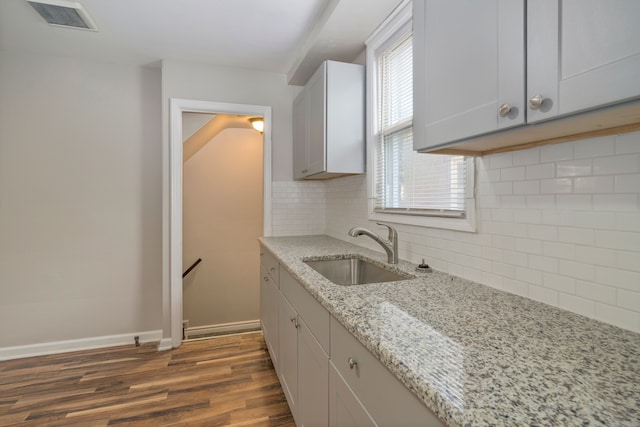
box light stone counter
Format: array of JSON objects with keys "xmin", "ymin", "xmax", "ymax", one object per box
[{"xmin": 259, "ymin": 235, "xmax": 640, "ymax": 427}]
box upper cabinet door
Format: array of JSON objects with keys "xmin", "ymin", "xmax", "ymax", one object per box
[
  {"xmin": 527, "ymin": 0, "xmax": 640, "ymax": 123},
  {"xmin": 413, "ymin": 0, "xmax": 525, "ymax": 152},
  {"xmin": 307, "ymin": 65, "xmax": 327, "ymax": 177},
  {"xmin": 293, "ymin": 89, "xmax": 309, "ymax": 180}
]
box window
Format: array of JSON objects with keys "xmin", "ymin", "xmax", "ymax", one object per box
[{"xmin": 366, "ymin": 0, "xmax": 475, "ymax": 231}]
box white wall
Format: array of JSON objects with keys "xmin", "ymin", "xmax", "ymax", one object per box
[
  {"xmin": 183, "ymin": 128, "xmax": 263, "ymax": 328},
  {"xmin": 0, "ymin": 51, "xmax": 163, "ymax": 350},
  {"xmin": 322, "ymin": 132, "xmax": 640, "ymax": 333}
]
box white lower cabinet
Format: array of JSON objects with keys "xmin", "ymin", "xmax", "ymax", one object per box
[
  {"xmin": 330, "ymin": 317, "xmax": 445, "ymax": 427},
  {"xmin": 261, "ymin": 249, "xmax": 444, "ymax": 426},
  {"xmin": 329, "ymin": 363, "xmax": 377, "ymax": 427},
  {"xmin": 298, "ymin": 318, "xmax": 329, "ymax": 427},
  {"xmin": 278, "ymin": 268, "xmax": 330, "ymax": 426},
  {"xmin": 278, "ymin": 292, "xmax": 299, "ymax": 419}
]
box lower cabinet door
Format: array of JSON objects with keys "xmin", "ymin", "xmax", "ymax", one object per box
[
  {"xmin": 298, "ymin": 319, "xmax": 329, "ymax": 427},
  {"xmin": 260, "ymin": 267, "xmax": 279, "ymax": 369},
  {"xmin": 329, "ymin": 362, "xmax": 377, "ymax": 427},
  {"xmin": 278, "ymin": 293, "xmax": 299, "ymax": 420}
]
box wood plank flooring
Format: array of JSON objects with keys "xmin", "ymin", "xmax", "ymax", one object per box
[{"xmin": 0, "ymin": 332, "xmax": 295, "ymax": 426}]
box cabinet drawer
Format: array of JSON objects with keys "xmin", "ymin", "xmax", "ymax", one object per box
[
  {"xmin": 260, "ymin": 247, "xmax": 280, "ymax": 286},
  {"xmin": 280, "ymin": 269, "xmax": 330, "ymax": 353},
  {"xmin": 330, "ymin": 317, "xmax": 445, "ymax": 427}
]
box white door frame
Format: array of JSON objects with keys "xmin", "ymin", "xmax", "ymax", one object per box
[{"xmin": 164, "ymin": 98, "xmax": 272, "ymax": 349}]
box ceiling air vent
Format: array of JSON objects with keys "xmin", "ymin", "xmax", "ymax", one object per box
[{"xmin": 27, "ymin": 0, "xmax": 97, "ymax": 31}]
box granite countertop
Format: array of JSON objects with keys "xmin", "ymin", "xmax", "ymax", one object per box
[{"xmin": 259, "ymin": 235, "xmax": 640, "ymax": 427}]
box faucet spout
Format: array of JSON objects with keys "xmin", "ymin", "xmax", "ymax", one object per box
[{"xmin": 348, "ymin": 223, "xmax": 398, "ymax": 264}]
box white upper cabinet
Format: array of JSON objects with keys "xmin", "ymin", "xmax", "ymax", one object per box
[
  {"xmin": 414, "ymin": 0, "xmax": 640, "ymax": 154},
  {"xmin": 293, "ymin": 60, "xmax": 365, "ymax": 179},
  {"xmin": 527, "ymin": 0, "xmax": 640, "ymax": 123},
  {"xmin": 413, "ymin": 0, "xmax": 525, "ymax": 151}
]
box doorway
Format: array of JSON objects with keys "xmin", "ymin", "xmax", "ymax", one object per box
[
  {"xmin": 182, "ymin": 113, "xmax": 263, "ymax": 339},
  {"xmin": 167, "ymin": 99, "xmax": 272, "ymax": 349}
]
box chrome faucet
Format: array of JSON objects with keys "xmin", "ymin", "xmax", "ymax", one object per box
[{"xmin": 348, "ymin": 223, "xmax": 398, "ymax": 264}]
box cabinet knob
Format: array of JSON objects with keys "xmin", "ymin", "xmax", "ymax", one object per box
[
  {"xmin": 528, "ymin": 94, "xmax": 544, "ymax": 110},
  {"xmin": 263, "ymin": 276, "xmax": 269, "ymax": 282},
  {"xmin": 348, "ymin": 357, "xmax": 358, "ymax": 370},
  {"xmin": 498, "ymin": 103, "xmax": 512, "ymax": 117},
  {"xmin": 301, "ymin": 169, "xmax": 308, "ymax": 174},
  {"xmin": 290, "ymin": 317, "xmax": 299, "ymax": 329},
  {"xmin": 270, "ymin": 267, "xmax": 276, "ymax": 272}
]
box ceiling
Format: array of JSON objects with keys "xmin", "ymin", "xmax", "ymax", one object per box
[{"xmin": 0, "ymin": 0, "xmax": 401, "ymax": 85}]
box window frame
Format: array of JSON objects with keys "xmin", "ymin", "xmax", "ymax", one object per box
[{"xmin": 365, "ymin": 0, "xmax": 476, "ymax": 232}]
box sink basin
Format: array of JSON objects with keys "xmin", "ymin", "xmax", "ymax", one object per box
[{"xmin": 304, "ymin": 257, "xmax": 413, "ymax": 285}]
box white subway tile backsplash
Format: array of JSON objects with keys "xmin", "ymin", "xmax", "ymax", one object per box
[
  {"xmin": 574, "ymin": 211, "xmax": 616, "ymax": 230},
  {"xmin": 503, "ymin": 278, "xmax": 529, "ymax": 297},
  {"xmin": 614, "ymin": 174, "xmax": 640, "ymax": 193},
  {"xmin": 526, "ymin": 163, "xmax": 555, "ymax": 180},
  {"xmin": 558, "ymin": 227, "xmax": 595, "ymax": 245},
  {"xmin": 558, "ymin": 293, "xmax": 596, "ymax": 317},
  {"xmin": 543, "ymin": 273, "xmax": 576, "ymax": 293},
  {"xmin": 527, "ymin": 224, "xmax": 558, "ymax": 241},
  {"xmin": 574, "ymin": 176, "xmax": 614, "ymax": 193},
  {"xmin": 595, "ymin": 230, "xmax": 640, "ymax": 251},
  {"xmin": 593, "ymin": 155, "xmax": 639, "ymax": 175},
  {"xmin": 528, "ymin": 255, "xmax": 559, "ymax": 273},
  {"xmin": 514, "ymin": 209, "xmax": 542, "ymax": 224},
  {"xmin": 555, "ymin": 195, "xmax": 592, "ymax": 210},
  {"xmin": 488, "ymin": 153, "xmax": 513, "ymax": 169},
  {"xmin": 515, "ymin": 238, "xmax": 543, "ymax": 254},
  {"xmin": 541, "ymin": 143, "xmax": 573, "ymax": 162},
  {"xmin": 615, "ymin": 132, "xmax": 640, "ymax": 154},
  {"xmin": 540, "ymin": 178, "xmax": 573, "ymax": 194},
  {"xmin": 595, "ymin": 266, "xmax": 640, "ymax": 292},
  {"xmin": 593, "ymin": 194, "xmax": 638, "ymax": 212},
  {"xmin": 542, "ymin": 210, "xmax": 576, "ymax": 226},
  {"xmin": 556, "ymin": 159, "xmax": 592, "ymax": 177},
  {"xmin": 527, "ymin": 195, "xmax": 556, "ymax": 209},
  {"xmin": 501, "ymin": 196, "xmax": 527, "ymax": 209},
  {"xmin": 616, "ymin": 212, "xmax": 640, "ymax": 232},
  {"xmin": 574, "ymin": 135, "xmax": 615, "ymax": 159},
  {"xmin": 512, "ymin": 147, "xmax": 540, "ymax": 165},
  {"xmin": 542, "ymin": 241, "xmax": 576, "ymax": 260},
  {"xmin": 516, "ymin": 266, "xmax": 543, "ymax": 285},
  {"xmin": 615, "ymin": 250, "xmax": 640, "ymax": 272},
  {"xmin": 528, "ymin": 285, "xmax": 559, "ymax": 306},
  {"xmin": 595, "ymin": 303, "xmax": 640, "ymax": 331},
  {"xmin": 576, "ymin": 280, "xmax": 616, "ymax": 305},
  {"xmin": 574, "ymin": 246, "xmax": 616, "ymax": 266},
  {"xmin": 559, "ymin": 260, "xmax": 596, "ymax": 281},
  {"xmin": 317, "ymin": 131, "xmax": 640, "ymax": 333},
  {"xmin": 617, "ymin": 289, "xmax": 640, "ymax": 312},
  {"xmin": 500, "ymin": 166, "xmax": 525, "ymax": 181},
  {"xmin": 513, "ymin": 180, "xmax": 540, "ymax": 195}
]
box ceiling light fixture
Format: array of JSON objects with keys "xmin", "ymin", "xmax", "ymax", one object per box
[
  {"xmin": 27, "ymin": 0, "xmax": 98, "ymax": 31},
  {"xmin": 249, "ymin": 117, "xmax": 264, "ymax": 134}
]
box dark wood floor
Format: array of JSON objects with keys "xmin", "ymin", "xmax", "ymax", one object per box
[{"xmin": 0, "ymin": 332, "xmax": 295, "ymax": 426}]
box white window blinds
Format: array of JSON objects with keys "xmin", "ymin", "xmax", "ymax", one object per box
[{"xmin": 374, "ymin": 31, "xmax": 467, "ymax": 218}]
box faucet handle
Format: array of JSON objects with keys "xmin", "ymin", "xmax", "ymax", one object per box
[{"xmin": 376, "ymin": 222, "xmax": 397, "ymax": 240}]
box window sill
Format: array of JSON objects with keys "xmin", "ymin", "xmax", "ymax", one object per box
[{"xmin": 368, "ymin": 207, "xmax": 476, "ymax": 232}]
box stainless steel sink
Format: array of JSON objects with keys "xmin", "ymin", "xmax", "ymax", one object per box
[{"xmin": 304, "ymin": 257, "xmax": 413, "ymax": 285}]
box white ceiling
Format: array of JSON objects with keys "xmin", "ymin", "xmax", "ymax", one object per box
[{"xmin": 0, "ymin": 0, "xmax": 401, "ymax": 85}]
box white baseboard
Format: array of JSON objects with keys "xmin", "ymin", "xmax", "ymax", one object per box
[
  {"xmin": 0, "ymin": 329, "xmax": 163, "ymax": 361},
  {"xmin": 184, "ymin": 320, "xmax": 261, "ymax": 339}
]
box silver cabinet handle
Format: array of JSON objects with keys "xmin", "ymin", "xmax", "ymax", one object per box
[
  {"xmin": 270, "ymin": 267, "xmax": 276, "ymax": 272},
  {"xmin": 290, "ymin": 317, "xmax": 299, "ymax": 329},
  {"xmin": 263, "ymin": 276, "xmax": 269, "ymax": 282},
  {"xmin": 498, "ymin": 103, "xmax": 512, "ymax": 117},
  {"xmin": 348, "ymin": 357, "xmax": 357, "ymax": 370},
  {"xmin": 529, "ymin": 94, "xmax": 544, "ymax": 110}
]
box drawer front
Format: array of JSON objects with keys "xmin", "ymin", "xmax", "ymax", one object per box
[
  {"xmin": 329, "ymin": 362, "xmax": 377, "ymax": 427},
  {"xmin": 260, "ymin": 247, "xmax": 280, "ymax": 285},
  {"xmin": 330, "ymin": 317, "xmax": 445, "ymax": 427},
  {"xmin": 280, "ymin": 269, "xmax": 330, "ymax": 354}
]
